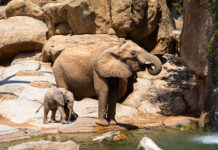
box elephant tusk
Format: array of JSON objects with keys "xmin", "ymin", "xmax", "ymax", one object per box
[{"xmin": 144, "ymin": 61, "xmax": 152, "ymax": 65}]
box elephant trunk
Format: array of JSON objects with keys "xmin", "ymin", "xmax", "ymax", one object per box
[
  {"xmin": 139, "ymin": 52, "xmax": 162, "ymax": 75},
  {"xmin": 67, "ymin": 105, "xmax": 72, "ymax": 123}
]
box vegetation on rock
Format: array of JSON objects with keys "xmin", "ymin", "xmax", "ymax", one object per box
[
  {"xmin": 206, "ymin": 0, "xmax": 218, "ymax": 128},
  {"xmin": 206, "ymin": 0, "xmax": 218, "ymax": 27},
  {"xmin": 172, "ymin": 0, "xmax": 184, "ymax": 13}
]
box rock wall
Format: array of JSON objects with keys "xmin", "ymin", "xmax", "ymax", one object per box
[
  {"xmin": 0, "ymin": 0, "xmax": 182, "ymax": 55},
  {"xmin": 180, "ymin": 0, "xmax": 216, "ymax": 127},
  {"xmin": 0, "ymin": 16, "xmax": 48, "ymax": 63},
  {"xmin": 0, "ymin": 0, "xmax": 201, "ymax": 133}
]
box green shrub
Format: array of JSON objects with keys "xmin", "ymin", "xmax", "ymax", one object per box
[
  {"xmin": 172, "ymin": 0, "xmax": 184, "ymax": 13},
  {"xmin": 206, "ymin": 0, "xmax": 218, "ymax": 27}
]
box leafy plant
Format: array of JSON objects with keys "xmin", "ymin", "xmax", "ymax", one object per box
[
  {"xmin": 172, "ymin": 0, "xmax": 184, "ymax": 13},
  {"xmin": 206, "ymin": 0, "xmax": 218, "ymax": 27}
]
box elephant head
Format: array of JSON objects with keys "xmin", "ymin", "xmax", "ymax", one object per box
[
  {"xmin": 64, "ymin": 90, "xmax": 76, "ymax": 123},
  {"xmin": 56, "ymin": 88, "xmax": 76, "ymax": 123},
  {"xmin": 95, "ymin": 40, "xmax": 162, "ymax": 78}
]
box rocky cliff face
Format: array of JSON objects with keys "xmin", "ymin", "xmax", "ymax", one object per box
[
  {"xmin": 0, "ymin": 0, "xmax": 202, "ymax": 140},
  {"xmin": 0, "ymin": 0, "xmax": 182, "ymax": 55},
  {"xmin": 181, "ymin": 0, "xmax": 217, "ymax": 127}
]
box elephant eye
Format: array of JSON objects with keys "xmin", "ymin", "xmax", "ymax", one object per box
[{"xmin": 131, "ymin": 51, "xmax": 136, "ymax": 56}]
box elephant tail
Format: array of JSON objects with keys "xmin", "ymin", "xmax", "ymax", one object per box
[{"xmin": 35, "ymin": 104, "xmax": 44, "ymax": 113}]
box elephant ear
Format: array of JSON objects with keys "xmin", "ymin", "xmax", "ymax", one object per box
[
  {"xmin": 54, "ymin": 89, "xmax": 65, "ymax": 106},
  {"xmin": 95, "ymin": 45, "xmax": 132, "ymax": 78},
  {"xmin": 65, "ymin": 91, "xmax": 74, "ymax": 103}
]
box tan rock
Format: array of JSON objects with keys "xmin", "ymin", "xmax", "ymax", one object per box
[
  {"xmin": 123, "ymin": 54, "xmax": 195, "ymax": 115},
  {"xmin": 0, "ymin": 16, "xmax": 48, "ymax": 63},
  {"xmin": 42, "ymin": 34, "xmax": 123, "ymax": 62},
  {"xmin": 151, "ymin": 0, "xmax": 176, "ymax": 55},
  {"xmin": 11, "ymin": 51, "xmax": 42, "ymax": 65},
  {"xmin": 111, "ymin": 0, "xmax": 160, "ymax": 39},
  {"xmin": 8, "ymin": 140, "xmax": 79, "ymax": 150},
  {"xmin": 42, "ymin": 2, "xmax": 68, "ymax": 37},
  {"xmin": 93, "ymin": 131, "xmax": 127, "ymax": 142},
  {"xmin": 30, "ymin": 0, "xmax": 61, "ymax": 6},
  {"xmin": 65, "ymin": 0, "xmax": 111, "ymax": 35},
  {"xmin": 181, "ymin": 0, "xmax": 215, "ymax": 126},
  {"xmin": 181, "ymin": 0, "xmax": 214, "ymax": 76},
  {"xmin": 55, "ymin": 22, "xmax": 72, "ymax": 35},
  {"xmin": 30, "ymin": 81, "xmax": 54, "ymax": 88},
  {"xmin": 0, "ymin": 93, "xmax": 18, "ymax": 101},
  {"xmin": 163, "ymin": 116, "xmax": 198, "ymax": 127},
  {"xmin": 5, "ymin": 0, "xmax": 44, "ymax": 20},
  {"xmin": 0, "ymin": 6, "xmax": 6, "ymax": 19}
]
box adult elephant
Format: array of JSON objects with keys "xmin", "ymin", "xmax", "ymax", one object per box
[{"xmin": 53, "ymin": 40, "xmax": 162, "ymax": 126}]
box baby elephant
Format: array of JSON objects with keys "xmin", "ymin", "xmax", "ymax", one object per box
[{"xmin": 37, "ymin": 88, "xmax": 78, "ymax": 124}]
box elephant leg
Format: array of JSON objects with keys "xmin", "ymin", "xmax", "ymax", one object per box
[
  {"xmin": 93, "ymin": 71, "xmax": 109, "ymax": 126},
  {"xmin": 108, "ymin": 79, "xmax": 119, "ymax": 125},
  {"xmin": 64, "ymin": 106, "xmax": 69, "ymax": 121},
  {"xmin": 58, "ymin": 106, "xmax": 67, "ymax": 124},
  {"xmin": 43, "ymin": 105, "xmax": 49, "ymax": 124},
  {"xmin": 51, "ymin": 109, "xmax": 57, "ymax": 123},
  {"xmin": 108, "ymin": 97, "xmax": 117, "ymax": 125},
  {"xmin": 96, "ymin": 91, "xmax": 109, "ymax": 126},
  {"xmin": 71, "ymin": 109, "xmax": 78, "ymax": 119},
  {"xmin": 53, "ymin": 68, "xmax": 68, "ymax": 90}
]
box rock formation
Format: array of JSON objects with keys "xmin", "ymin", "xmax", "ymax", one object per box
[
  {"xmin": 0, "ymin": 0, "xmax": 205, "ymax": 142},
  {"xmin": 0, "ymin": 16, "xmax": 48, "ymax": 64},
  {"xmin": 8, "ymin": 140, "xmax": 79, "ymax": 150},
  {"xmin": 180, "ymin": 0, "xmax": 215, "ymax": 127}
]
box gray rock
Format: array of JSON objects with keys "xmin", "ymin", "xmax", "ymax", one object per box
[
  {"xmin": 93, "ymin": 131, "xmax": 127, "ymax": 142},
  {"xmin": 123, "ymin": 54, "xmax": 195, "ymax": 115},
  {"xmin": 8, "ymin": 140, "xmax": 79, "ymax": 150}
]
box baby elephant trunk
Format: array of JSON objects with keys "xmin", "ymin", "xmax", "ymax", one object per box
[{"xmin": 68, "ymin": 105, "xmax": 72, "ymax": 123}]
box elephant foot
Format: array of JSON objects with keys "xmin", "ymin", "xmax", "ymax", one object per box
[
  {"xmin": 109, "ymin": 119, "xmax": 117, "ymax": 125},
  {"xmin": 50, "ymin": 119, "xmax": 56, "ymax": 123},
  {"xmin": 61, "ymin": 120, "xmax": 68, "ymax": 124},
  {"xmin": 72, "ymin": 113, "xmax": 78, "ymax": 119},
  {"xmin": 43, "ymin": 120, "xmax": 49, "ymax": 124},
  {"xmin": 96, "ymin": 119, "xmax": 109, "ymax": 126},
  {"xmin": 199, "ymin": 112, "xmax": 209, "ymax": 128}
]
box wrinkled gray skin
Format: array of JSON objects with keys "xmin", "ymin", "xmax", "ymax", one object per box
[
  {"xmin": 43, "ymin": 88, "xmax": 78, "ymax": 124},
  {"xmin": 53, "ymin": 40, "xmax": 162, "ymax": 126}
]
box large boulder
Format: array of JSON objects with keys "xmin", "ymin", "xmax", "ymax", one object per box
[
  {"xmin": 181, "ymin": 0, "xmax": 215, "ymax": 126},
  {"xmin": 42, "ymin": 2, "xmax": 69, "ymax": 37},
  {"xmin": 5, "ymin": 0, "xmax": 44, "ymax": 20},
  {"xmin": 42, "ymin": 34, "xmax": 124, "ymax": 62},
  {"xmin": 123, "ymin": 54, "xmax": 196, "ymax": 115},
  {"xmin": 181, "ymin": 0, "xmax": 214, "ymax": 76},
  {"xmin": 0, "ymin": 16, "xmax": 48, "ymax": 64},
  {"xmin": 8, "ymin": 140, "xmax": 79, "ymax": 150},
  {"xmin": 111, "ymin": 0, "xmax": 160, "ymax": 39},
  {"xmin": 151, "ymin": 0, "xmax": 177, "ymax": 55},
  {"xmin": 65, "ymin": 0, "xmax": 111, "ymax": 35},
  {"xmin": 0, "ymin": 6, "xmax": 5, "ymax": 19},
  {"xmin": 40, "ymin": 0, "xmax": 178, "ymax": 53}
]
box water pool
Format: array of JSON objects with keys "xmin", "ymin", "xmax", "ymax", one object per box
[{"xmin": 1, "ymin": 128, "xmax": 218, "ymax": 150}]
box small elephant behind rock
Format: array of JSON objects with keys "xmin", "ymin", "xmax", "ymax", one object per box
[{"xmin": 36, "ymin": 88, "xmax": 78, "ymax": 124}]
